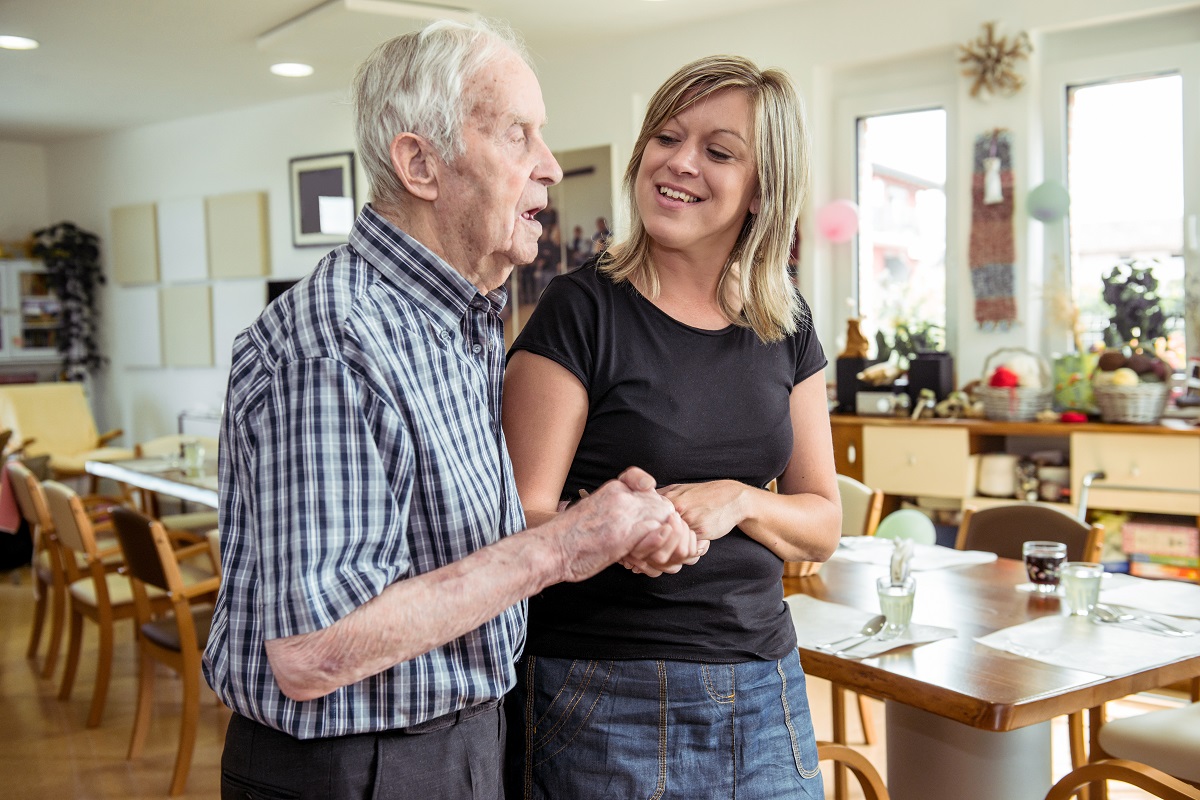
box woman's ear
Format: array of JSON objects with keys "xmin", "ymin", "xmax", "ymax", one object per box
[
  {"xmin": 749, "ymin": 192, "xmax": 761, "ymax": 216},
  {"xmin": 390, "ymin": 133, "xmax": 439, "ymax": 202}
]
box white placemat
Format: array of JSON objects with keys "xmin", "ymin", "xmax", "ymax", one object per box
[
  {"xmin": 786, "ymin": 594, "xmax": 957, "ymax": 660},
  {"xmin": 976, "ymin": 615, "xmax": 1200, "ymax": 677},
  {"xmin": 832, "ymin": 538, "xmax": 998, "ymax": 571},
  {"xmin": 1099, "ymin": 573, "xmax": 1200, "ymax": 620}
]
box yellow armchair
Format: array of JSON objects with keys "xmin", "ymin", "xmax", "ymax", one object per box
[{"xmin": 0, "ymin": 383, "xmax": 133, "ymax": 482}]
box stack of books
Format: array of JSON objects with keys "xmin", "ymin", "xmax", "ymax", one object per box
[{"xmin": 1121, "ymin": 514, "xmax": 1200, "ymax": 582}]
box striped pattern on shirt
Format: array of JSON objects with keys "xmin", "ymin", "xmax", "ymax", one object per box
[{"xmin": 202, "ymin": 205, "xmax": 526, "ymax": 739}]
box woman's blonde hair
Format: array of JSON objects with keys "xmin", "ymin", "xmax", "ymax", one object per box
[{"xmin": 601, "ymin": 55, "xmax": 810, "ymax": 342}]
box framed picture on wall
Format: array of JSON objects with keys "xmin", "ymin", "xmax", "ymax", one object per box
[{"xmin": 289, "ymin": 151, "xmax": 356, "ymax": 247}]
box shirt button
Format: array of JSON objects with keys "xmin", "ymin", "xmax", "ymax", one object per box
[
  {"xmin": 439, "ymin": 329, "xmax": 451, "ymax": 341},
  {"xmin": 472, "ymin": 344, "xmax": 482, "ymax": 354}
]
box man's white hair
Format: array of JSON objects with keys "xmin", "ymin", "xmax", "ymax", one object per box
[{"xmin": 352, "ymin": 18, "xmax": 531, "ymax": 208}]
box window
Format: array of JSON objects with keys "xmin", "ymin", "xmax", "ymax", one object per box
[
  {"xmin": 855, "ymin": 108, "xmax": 948, "ymax": 357},
  {"xmin": 1066, "ymin": 74, "xmax": 1186, "ymax": 368}
]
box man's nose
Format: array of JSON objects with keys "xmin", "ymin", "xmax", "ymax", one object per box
[{"xmin": 534, "ymin": 138, "xmax": 563, "ymax": 186}]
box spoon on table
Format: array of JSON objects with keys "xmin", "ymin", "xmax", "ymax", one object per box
[
  {"xmin": 1092, "ymin": 604, "xmax": 1193, "ymax": 636},
  {"xmin": 817, "ymin": 614, "xmax": 887, "ymax": 653}
]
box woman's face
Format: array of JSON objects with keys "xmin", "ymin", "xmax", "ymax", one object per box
[{"xmin": 635, "ymin": 88, "xmax": 760, "ymax": 260}]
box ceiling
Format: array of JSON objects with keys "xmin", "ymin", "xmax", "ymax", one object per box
[{"xmin": 0, "ymin": 0, "xmax": 799, "ymax": 143}]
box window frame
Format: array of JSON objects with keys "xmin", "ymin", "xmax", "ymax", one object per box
[
  {"xmin": 1040, "ymin": 42, "xmax": 1200, "ymax": 360},
  {"xmin": 833, "ymin": 85, "xmax": 958, "ymax": 361}
]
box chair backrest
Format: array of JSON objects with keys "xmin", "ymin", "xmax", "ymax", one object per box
[
  {"xmin": 6, "ymin": 460, "xmax": 51, "ymax": 533},
  {"xmin": 874, "ymin": 508, "xmax": 937, "ymax": 545},
  {"xmin": 134, "ymin": 434, "xmax": 220, "ymax": 460},
  {"xmin": 0, "ymin": 383, "xmax": 100, "ymax": 458},
  {"xmin": 955, "ymin": 504, "xmax": 1104, "ymax": 562},
  {"xmin": 110, "ymin": 506, "xmax": 178, "ymax": 594},
  {"xmin": 837, "ymin": 474, "xmax": 884, "ymax": 538},
  {"xmin": 42, "ymin": 480, "xmax": 97, "ymax": 558}
]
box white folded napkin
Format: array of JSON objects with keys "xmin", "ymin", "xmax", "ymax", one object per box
[
  {"xmin": 785, "ymin": 594, "xmax": 956, "ymax": 660},
  {"xmin": 1099, "ymin": 573, "xmax": 1200, "ymax": 620},
  {"xmin": 975, "ymin": 614, "xmax": 1200, "ymax": 677},
  {"xmin": 832, "ymin": 538, "xmax": 997, "ymax": 571}
]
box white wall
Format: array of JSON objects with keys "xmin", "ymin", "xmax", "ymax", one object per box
[
  {"xmin": 42, "ymin": 91, "xmax": 357, "ymax": 441},
  {"xmin": 24, "ymin": 0, "xmax": 1199, "ymax": 443},
  {"xmin": 0, "ymin": 140, "xmax": 50, "ymax": 242}
]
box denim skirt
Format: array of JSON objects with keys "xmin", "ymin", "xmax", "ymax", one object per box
[{"xmin": 504, "ymin": 651, "xmax": 823, "ymax": 799}]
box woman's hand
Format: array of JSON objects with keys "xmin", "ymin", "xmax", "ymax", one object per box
[
  {"xmin": 618, "ymin": 517, "xmax": 710, "ymax": 577},
  {"xmin": 658, "ymin": 480, "xmax": 749, "ymax": 542}
]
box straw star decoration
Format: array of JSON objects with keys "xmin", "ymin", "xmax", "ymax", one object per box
[{"xmin": 958, "ymin": 21, "xmax": 1033, "ymax": 99}]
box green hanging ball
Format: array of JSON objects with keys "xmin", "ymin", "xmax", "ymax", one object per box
[{"xmin": 1027, "ymin": 180, "xmax": 1070, "ymax": 223}]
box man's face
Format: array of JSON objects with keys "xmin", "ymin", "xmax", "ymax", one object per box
[{"xmin": 436, "ymin": 50, "xmax": 563, "ymax": 293}]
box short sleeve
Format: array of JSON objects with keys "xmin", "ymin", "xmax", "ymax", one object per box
[
  {"xmin": 792, "ymin": 295, "xmax": 829, "ymax": 385},
  {"xmin": 252, "ymin": 356, "xmax": 412, "ymax": 639},
  {"xmin": 508, "ymin": 269, "xmax": 601, "ymax": 390}
]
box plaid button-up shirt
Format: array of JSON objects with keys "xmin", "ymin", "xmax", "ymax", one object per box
[{"xmin": 203, "ymin": 205, "xmax": 526, "ymax": 739}]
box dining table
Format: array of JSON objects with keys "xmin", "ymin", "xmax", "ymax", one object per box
[
  {"xmin": 785, "ymin": 551, "xmax": 1200, "ymax": 800},
  {"xmin": 85, "ymin": 456, "xmax": 218, "ymax": 508}
]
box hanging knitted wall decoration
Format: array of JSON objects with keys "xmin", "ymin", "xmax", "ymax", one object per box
[{"xmin": 969, "ymin": 129, "xmax": 1017, "ymax": 328}]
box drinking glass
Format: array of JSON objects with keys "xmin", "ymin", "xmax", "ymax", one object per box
[
  {"xmin": 181, "ymin": 439, "xmax": 205, "ymax": 476},
  {"xmin": 1023, "ymin": 541, "xmax": 1067, "ymax": 593},
  {"xmin": 876, "ymin": 575, "xmax": 916, "ymax": 639},
  {"xmin": 1060, "ymin": 561, "xmax": 1104, "ymax": 615}
]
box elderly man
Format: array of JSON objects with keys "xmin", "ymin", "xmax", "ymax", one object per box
[{"xmin": 202, "ymin": 19, "xmax": 697, "ymax": 800}]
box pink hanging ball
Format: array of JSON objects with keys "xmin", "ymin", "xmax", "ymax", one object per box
[{"xmin": 815, "ymin": 200, "xmax": 859, "ymax": 243}]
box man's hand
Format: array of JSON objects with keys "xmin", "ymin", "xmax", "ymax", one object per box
[{"xmin": 550, "ymin": 467, "xmax": 698, "ymax": 583}]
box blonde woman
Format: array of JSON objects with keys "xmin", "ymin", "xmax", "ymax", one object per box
[{"xmin": 501, "ymin": 55, "xmax": 840, "ymax": 799}]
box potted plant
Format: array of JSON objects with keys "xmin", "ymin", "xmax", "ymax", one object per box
[
  {"xmin": 31, "ymin": 222, "xmax": 106, "ymax": 381},
  {"xmin": 1101, "ymin": 258, "xmax": 1168, "ymax": 351}
]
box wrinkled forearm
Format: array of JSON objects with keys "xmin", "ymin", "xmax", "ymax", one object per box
[{"xmin": 266, "ymin": 524, "xmax": 564, "ymax": 701}]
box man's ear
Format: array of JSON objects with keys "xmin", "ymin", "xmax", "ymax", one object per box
[{"xmin": 390, "ymin": 133, "xmax": 439, "ymax": 202}]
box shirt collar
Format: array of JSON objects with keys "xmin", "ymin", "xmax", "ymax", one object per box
[{"xmin": 348, "ymin": 204, "xmax": 509, "ymax": 330}]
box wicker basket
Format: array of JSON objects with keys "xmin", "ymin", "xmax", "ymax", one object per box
[
  {"xmin": 783, "ymin": 560, "xmax": 824, "ymax": 578},
  {"xmin": 1093, "ymin": 382, "xmax": 1168, "ymax": 424},
  {"xmin": 975, "ymin": 348, "xmax": 1052, "ymax": 422}
]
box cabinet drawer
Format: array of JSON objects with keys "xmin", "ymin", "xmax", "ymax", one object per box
[
  {"xmin": 1071, "ymin": 433, "xmax": 1200, "ymax": 515},
  {"xmin": 863, "ymin": 426, "xmax": 971, "ymax": 499}
]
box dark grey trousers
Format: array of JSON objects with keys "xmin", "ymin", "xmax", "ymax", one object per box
[{"xmin": 221, "ymin": 704, "xmax": 504, "ymax": 800}]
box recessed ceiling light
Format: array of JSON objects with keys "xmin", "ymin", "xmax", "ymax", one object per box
[
  {"xmin": 0, "ymin": 35, "xmax": 39, "ymax": 50},
  {"xmin": 270, "ymin": 62, "xmax": 314, "ymax": 78}
]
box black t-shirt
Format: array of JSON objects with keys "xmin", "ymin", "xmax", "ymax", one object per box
[{"xmin": 509, "ymin": 262, "xmax": 828, "ymax": 662}]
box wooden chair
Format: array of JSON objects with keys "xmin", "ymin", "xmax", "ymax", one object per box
[
  {"xmin": 10, "ymin": 461, "xmax": 123, "ymax": 680},
  {"xmin": 828, "ymin": 475, "xmax": 885, "ymax": 800},
  {"xmin": 1045, "ymin": 701, "xmax": 1200, "ymax": 800},
  {"xmin": 838, "ymin": 474, "xmax": 884, "ymax": 539},
  {"xmin": 955, "ymin": 504, "xmax": 1104, "ymax": 563},
  {"xmin": 956, "ymin": 503, "xmax": 1104, "ymax": 769},
  {"xmin": 818, "ymin": 741, "xmax": 890, "ymax": 800},
  {"xmin": 42, "ymin": 479, "xmax": 136, "ymax": 727},
  {"xmin": 110, "ymin": 506, "xmax": 219, "ymax": 796}
]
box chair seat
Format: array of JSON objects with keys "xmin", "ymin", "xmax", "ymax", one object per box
[
  {"xmin": 160, "ymin": 511, "xmax": 219, "ymax": 533},
  {"xmin": 50, "ymin": 447, "xmax": 135, "ymax": 475},
  {"xmin": 141, "ymin": 604, "xmax": 214, "ymax": 651},
  {"xmin": 1099, "ymin": 702, "xmax": 1200, "ymax": 782},
  {"xmin": 69, "ymin": 572, "xmax": 149, "ymax": 607}
]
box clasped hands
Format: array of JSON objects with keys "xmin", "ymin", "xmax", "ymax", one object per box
[{"xmin": 565, "ymin": 471, "xmax": 744, "ymax": 578}]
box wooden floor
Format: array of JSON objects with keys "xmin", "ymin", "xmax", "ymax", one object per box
[{"xmin": 0, "ymin": 564, "xmax": 1172, "ymax": 799}]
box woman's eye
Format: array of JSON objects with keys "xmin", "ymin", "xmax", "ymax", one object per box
[
  {"xmin": 708, "ymin": 149, "xmax": 732, "ymax": 161},
  {"xmin": 654, "ymin": 134, "xmax": 678, "ymax": 146}
]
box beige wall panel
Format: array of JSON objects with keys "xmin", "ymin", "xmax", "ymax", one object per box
[
  {"xmin": 110, "ymin": 203, "xmax": 159, "ymax": 284},
  {"xmin": 206, "ymin": 191, "xmax": 269, "ymax": 278},
  {"xmin": 160, "ymin": 285, "xmax": 213, "ymax": 367}
]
